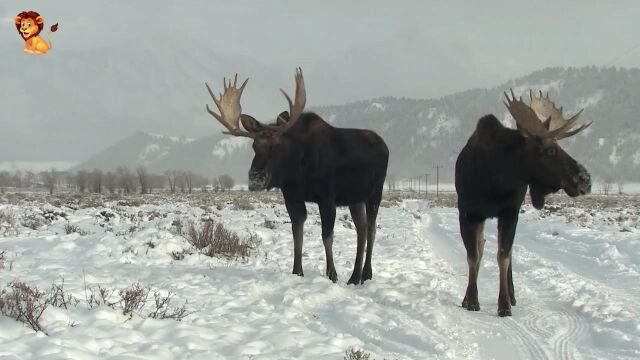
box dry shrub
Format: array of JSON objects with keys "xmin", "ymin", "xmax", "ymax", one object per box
[
  {"xmin": 263, "ymin": 219, "xmax": 276, "ymax": 229},
  {"xmin": 0, "ymin": 211, "xmax": 19, "ymax": 235},
  {"xmin": 232, "ymin": 197, "xmax": 255, "ymax": 210},
  {"xmin": 119, "ymin": 282, "xmax": 150, "ymax": 316},
  {"xmin": 147, "ymin": 291, "xmax": 193, "ymax": 321},
  {"xmin": 344, "ymin": 349, "xmax": 371, "ymax": 360},
  {"xmin": 20, "ymin": 213, "xmax": 45, "ymax": 230},
  {"xmin": 64, "ymin": 222, "xmax": 89, "ymax": 235},
  {"xmin": 185, "ymin": 220, "xmax": 259, "ymax": 260},
  {"xmin": 0, "ymin": 281, "xmax": 49, "ymax": 334}
]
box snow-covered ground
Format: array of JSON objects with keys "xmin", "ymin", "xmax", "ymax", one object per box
[{"xmin": 0, "ymin": 194, "xmax": 638, "ymax": 359}]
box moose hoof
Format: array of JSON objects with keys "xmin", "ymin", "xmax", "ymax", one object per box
[
  {"xmin": 498, "ymin": 308, "xmax": 512, "ymax": 317},
  {"xmin": 362, "ymin": 268, "xmax": 372, "ymax": 283},
  {"xmin": 326, "ymin": 268, "xmax": 338, "ymax": 283},
  {"xmin": 347, "ymin": 274, "xmax": 362, "ymax": 285},
  {"xmin": 292, "ymin": 269, "xmax": 304, "ymax": 277},
  {"xmin": 511, "ymin": 298, "xmax": 517, "ymax": 306},
  {"xmin": 462, "ymin": 298, "xmax": 480, "ymax": 311}
]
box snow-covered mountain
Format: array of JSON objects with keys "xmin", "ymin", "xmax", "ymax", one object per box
[{"xmin": 75, "ymin": 66, "xmax": 640, "ymax": 182}]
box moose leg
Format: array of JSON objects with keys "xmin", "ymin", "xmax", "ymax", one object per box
[
  {"xmin": 286, "ymin": 200, "xmax": 307, "ymax": 277},
  {"xmin": 460, "ymin": 214, "xmax": 485, "ymax": 311},
  {"xmin": 319, "ymin": 202, "xmax": 338, "ymax": 283},
  {"xmin": 362, "ymin": 200, "xmax": 380, "ymax": 283},
  {"xmin": 497, "ymin": 211, "xmax": 518, "ymax": 317},
  {"xmin": 508, "ymin": 257, "xmax": 516, "ymax": 306},
  {"xmin": 347, "ymin": 202, "xmax": 367, "ymax": 285}
]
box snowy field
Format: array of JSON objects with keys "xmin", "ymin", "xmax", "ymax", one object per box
[{"xmin": 0, "ymin": 192, "xmax": 638, "ymax": 359}]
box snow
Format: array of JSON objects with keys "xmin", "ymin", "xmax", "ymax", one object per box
[
  {"xmin": 138, "ymin": 144, "xmax": 169, "ymax": 163},
  {"xmin": 148, "ymin": 133, "xmax": 195, "ymax": 144},
  {"xmin": 212, "ymin": 137, "xmax": 251, "ymax": 159},
  {"xmin": 367, "ymin": 102, "xmax": 386, "ymax": 112},
  {"xmin": 575, "ymin": 90, "xmax": 604, "ymax": 110},
  {"xmin": 609, "ymin": 138, "xmax": 624, "ymax": 166},
  {"xmin": 0, "ymin": 196, "xmax": 639, "ymax": 359}
]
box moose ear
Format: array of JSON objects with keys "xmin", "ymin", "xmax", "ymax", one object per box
[
  {"xmin": 240, "ymin": 114, "xmax": 266, "ymax": 133},
  {"xmin": 35, "ymin": 16, "xmax": 44, "ymax": 25},
  {"xmin": 15, "ymin": 16, "xmax": 22, "ymax": 25},
  {"xmin": 276, "ymin": 111, "xmax": 290, "ymax": 125}
]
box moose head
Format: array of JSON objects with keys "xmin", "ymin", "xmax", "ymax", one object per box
[
  {"xmin": 503, "ymin": 89, "xmax": 592, "ymax": 208},
  {"xmin": 204, "ymin": 68, "xmax": 307, "ymax": 191}
]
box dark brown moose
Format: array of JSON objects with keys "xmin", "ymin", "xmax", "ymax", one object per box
[
  {"xmin": 455, "ymin": 89, "xmax": 592, "ymax": 316},
  {"xmin": 205, "ymin": 68, "xmax": 389, "ymax": 285}
]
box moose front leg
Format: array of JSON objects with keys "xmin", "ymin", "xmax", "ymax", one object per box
[
  {"xmin": 286, "ymin": 200, "xmax": 307, "ymax": 277},
  {"xmin": 347, "ymin": 202, "xmax": 367, "ymax": 285},
  {"xmin": 460, "ymin": 214, "xmax": 485, "ymax": 311},
  {"xmin": 497, "ymin": 211, "xmax": 518, "ymax": 317},
  {"xmin": 319, "ymin": 202, "xmax": 338, "ymax": 283}
]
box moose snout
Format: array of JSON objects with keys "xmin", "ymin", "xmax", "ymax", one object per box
[
  {"xmin": 577, "ymin": 167, "xmax": 591, "ymax": 195},
  {"xmin": 248, "ymin": 170, "xmax": 266, "ymax": 191}
]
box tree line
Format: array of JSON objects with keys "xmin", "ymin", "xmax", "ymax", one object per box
[{"xmin": 0, "ymin": 166, "xmax": 236, "ymax": 194}]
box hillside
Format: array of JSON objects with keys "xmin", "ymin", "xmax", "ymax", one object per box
[{"xmin": 75, "ymin": 66, "xmax": 640, "ymax": 182}]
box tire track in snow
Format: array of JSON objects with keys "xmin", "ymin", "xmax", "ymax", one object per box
[{"xmin": 414, "ymin": 206, "xmax": 553, "ymax": 360}]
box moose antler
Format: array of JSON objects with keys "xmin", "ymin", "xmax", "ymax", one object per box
[
  {"xmin": 277, "ymin": 67, "xmax": 306, "ymax": 132},
  {"xmin": 205, "ymin": 74, "xmax": 255, "ymax": 138},
  {"xmin": 528, "ymin": 90, "xmax": 591, "ymax": 140},
  {"xmin": 504, "ymin": 89, "xmax": 591, "ymax": 139},
  {"xmin": 503, "ymin": 89, "xmax": 549, "ymax": 138}
]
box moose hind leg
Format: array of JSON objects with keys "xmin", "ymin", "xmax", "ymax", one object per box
[
  {"xmin": 460, "ymin": 214, "xmax": 485, "ymax": 311},
  {"xmin": 319, "ymin": 202, "xmax": 338, "ymax": 283},
  {"xmin": 362, "ymin": 200, "xmax": 380, "ymax": 283},
  {"xmin": 508, "ymin": 256, "xmax": 516, "ymax": 306},
  {"xmin": 347, "ymin": 202, "xmax": 367, "ymax": 285},
  {"xmin": 497, "ymin": 211, "xmax": 518, "ymax": 317},
  {"xmin": 286, "ymin": 200, "xmax": 307, "ymax": 277}
]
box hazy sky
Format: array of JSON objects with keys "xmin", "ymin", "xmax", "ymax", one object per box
[{"xmin": 1, "ymin": 0, "xmax": 640, "ymax": 163}]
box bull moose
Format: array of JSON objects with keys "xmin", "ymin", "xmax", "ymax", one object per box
[
  {"xmin": 455, "ymin": 89, "xmax": 592, "ymax": 316},
  {"xmin": 204, "ymin": 68, "xmax": 389, "ymax": 284}
]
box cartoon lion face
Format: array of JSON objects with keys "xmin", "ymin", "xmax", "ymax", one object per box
[{"xmin": 15, "ymin": 11, "xmax": 44, "ymax": 40}]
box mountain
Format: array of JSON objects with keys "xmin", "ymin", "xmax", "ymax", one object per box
[{"xmin": 75, "ymin": 66, "xmax": 640, "ymax": 182}]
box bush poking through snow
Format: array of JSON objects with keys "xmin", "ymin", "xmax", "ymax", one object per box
[
  {"xmin": 83, "ymin": 281, "xmax": 194, "ymax": 321},
  {"xmin": 0, "ymin": 249, "xmax": 5, "ymax": 269},
  {"xmin": 170, "ymin": 218, "xmax": 184, "ymax": 235},
  {"xmin": 21, "ymin": 213, "xmax": 45, "ymax": 230},
  {"xmin": 147, "ymin": 291, "xmax": 194, "ymax": 321},
  {"xmin": 0, "ymin": 211, "xmax": 19, "ymax": 235},
  {"xmin": 0, "ymin": 281, "xmax": 49, "ymax": 334},
  {"xmin": 64, "ymin": 222, "xmax": 89, "ymax": 235},
  {"xmin": 263, "ymin": 219, "xmax": 276, "ymax": 229},
  {"xmin": 344, "ymin": 349, "xmax": 371, "ymax": 360},
  {"xmin": 232, "ymin": 197, "xmax": 255, "ymax": 211},
  {"xmin": 48, "ymin": 277, "xmax": 80, "ymax": 310},
  {"xmin": 85, "ymin": 285, "xmax": 118, "ymax": 309},
  {"xmin": 185, "ymin": 220, "xmax": 259, "ymax": 260},
  {"xmin": 170, "ymin": 249, "xmax": 192, "ymax": 261},
  {"xmin": 119, "ymin": 282, "xmax": 150, "ymax": 317}
]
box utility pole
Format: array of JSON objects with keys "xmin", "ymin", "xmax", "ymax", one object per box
[
  {"xmin": 424, "ymin": 173, "xmax": 430, "ymax": 198},
  {"xmin": 433, "ymin": 165, "xmax": 442, "ymax": 200}
]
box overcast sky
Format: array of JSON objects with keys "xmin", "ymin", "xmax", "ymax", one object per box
[{"xmin": 1, "ymin": 0, "xmax": 640, "ymax": 163}]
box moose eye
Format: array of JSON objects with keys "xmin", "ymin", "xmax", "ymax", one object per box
[{"xmin": 545, "ymin": 147, "xmax": 557, "ymax": 156}]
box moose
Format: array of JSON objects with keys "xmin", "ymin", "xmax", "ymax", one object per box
[
  {"xmin": 455, "ymin": 89, "xmax": 592, "ymax": 316},
  {"xmin": 204, "ymin": 68, "xmax": 389, "ymax": 285}
]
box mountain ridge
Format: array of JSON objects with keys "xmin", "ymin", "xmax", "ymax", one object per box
[{"xmin": 75, "ymin": 66, "xmax": 640, "ymax": 182}]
